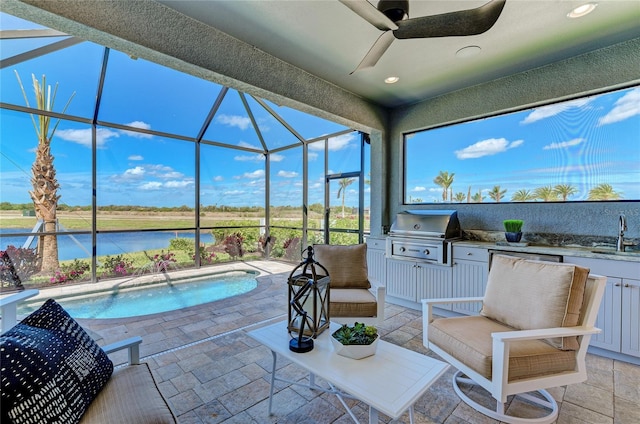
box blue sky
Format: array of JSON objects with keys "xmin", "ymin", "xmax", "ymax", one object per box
[
  {"xmin": 405, "ymin": 86, "xmax": 640, "ymax": 202},
  {"xmin": 0, "ymin": 13, "xmax": 367, "ymax": 209}
]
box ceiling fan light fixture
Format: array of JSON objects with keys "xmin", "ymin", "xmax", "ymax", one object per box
[
  {"xmin": 567, "ymin": 3, "xmax": 598, "ymax": 18},
  {"xmin": 378, "ymin": 0, "xmax": 409, "ymax": 22},
  {"xmin": 456, "ymin": 45, "xmax": 482, "ymax": 58},
  {"xmin": 384, "ymin": 76, "xmax": 399, "ymax": 84}
]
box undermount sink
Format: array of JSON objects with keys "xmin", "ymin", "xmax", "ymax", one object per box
[{"xmin": 590, "ymin": 249, "xmax": 640, "ymax": 257}]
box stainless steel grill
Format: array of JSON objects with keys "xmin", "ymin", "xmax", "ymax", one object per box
[{"xmin": 386, "ymin": 210, "xmax": 461, "ymax": 266}]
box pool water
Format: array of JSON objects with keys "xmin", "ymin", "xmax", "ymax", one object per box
[{"xmin": 19, "ymin": 270, "xmax": 259, "ymax": 319}]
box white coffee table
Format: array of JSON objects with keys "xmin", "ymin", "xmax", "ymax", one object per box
[{"xmin": 247, "ymin": 320, "xmax": 449, "ymax": 423}]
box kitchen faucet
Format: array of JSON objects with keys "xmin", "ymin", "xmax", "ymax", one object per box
[{"xmin": 617, "ymin": 214, "xmax": 627, "ymax": 252}]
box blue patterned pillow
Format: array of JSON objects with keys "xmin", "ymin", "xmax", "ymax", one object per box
[{"xmin": 1, "ymin": 299, "xmax": 113, "ymax": 424}]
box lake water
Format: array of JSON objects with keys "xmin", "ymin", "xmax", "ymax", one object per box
[{"xmin": 0, "ymin": 229, "xmax": 215, "ymax": 261}]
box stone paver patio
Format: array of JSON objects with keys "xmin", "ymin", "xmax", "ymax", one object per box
[{"xmin": 34, "ymin": 260, "xmax": 639, "ymax": 423}]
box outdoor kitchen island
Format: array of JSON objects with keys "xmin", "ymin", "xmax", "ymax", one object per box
[{"xmin": 366, "ymin": 234, "xmax": 640, "ymax": 364}]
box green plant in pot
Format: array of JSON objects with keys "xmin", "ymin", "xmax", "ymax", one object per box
[
  {"xmin": 503, "ymin": 219, "xmax": 524, "ymax": 243},
  {"xmin": 331, "ymin": 322, "xmax": 378, "ymax": 359}
]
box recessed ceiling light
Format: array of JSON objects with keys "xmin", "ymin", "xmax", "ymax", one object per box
[
  {"xmin": 456, "ymin": 45, "xmax": 482, "ymax": 58},
  {"xmin": 567, "ymin": 3, "xmax": 597, "ymax": 18},
  {"xmin": 385, "ymin": 76, "xmax": 399, "ymax": 84}
]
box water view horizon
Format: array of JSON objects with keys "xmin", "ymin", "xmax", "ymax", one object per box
[{"xmin": 0, "ymin": 229, "xmax": 215, "ymax": 261}]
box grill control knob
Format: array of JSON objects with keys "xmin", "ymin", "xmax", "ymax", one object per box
[{"xmin": 423, "ymin": 249, "xmax": 430, "ymax": 255}]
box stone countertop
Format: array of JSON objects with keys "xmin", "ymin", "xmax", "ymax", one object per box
[{"xmin": 453, "ymin": 240, "xmax": 640, "ymax": 263}]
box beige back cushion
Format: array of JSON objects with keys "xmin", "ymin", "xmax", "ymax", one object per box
[
  {"xmin": 313, "ymin": 244, "xmax": 370, "ymax": 289},
  {"xmin": 481, "ymin": 254, "xmax": 589, "ymax": 350}
]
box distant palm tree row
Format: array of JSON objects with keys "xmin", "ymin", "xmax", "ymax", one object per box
[{"xmin": 417, "ymin": 171, "xmax": 623, "ymax": 203}]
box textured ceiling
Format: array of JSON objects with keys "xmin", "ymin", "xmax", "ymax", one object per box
[{"xmin": 158, "ymin": 0, "xmax": 640, "ymax": 108}]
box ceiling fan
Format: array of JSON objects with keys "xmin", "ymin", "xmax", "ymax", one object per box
[{"xmin": 340, "ymin": 0, "xmax": 506, "ymax": 73}]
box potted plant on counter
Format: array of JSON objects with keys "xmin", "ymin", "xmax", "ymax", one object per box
[
  {"xmin": 331, "ymin": 322, "xmax": 379, "ymax": 359},
  {"xmin": 503, "ymin": 219, "xmax": 524, "ymax": 243}
]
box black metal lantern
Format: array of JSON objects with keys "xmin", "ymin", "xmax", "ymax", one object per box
[{"xmin": 287, "ymin": 246, "xmax": 330, "ymax": 352}]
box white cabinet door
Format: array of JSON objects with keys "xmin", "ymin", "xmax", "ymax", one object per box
[
  {"xmin": 451, "ymin": 246, "xmax": 489, "ymax": 315},
  {"xmin": 452, "ymin": 259, "xmax": 488, "ymax": 314},
  {"xmin": 386, "ymin": 260, "xmax": 416, "ymax": 301},
  {"xmin": 386, "ymin": 260, "xmax": 452, "ymax": 307},
  {"xmin": 591, "ymin": 277, "xmax": 622, "ymax": 351},
  {"xmin": 564, "ymin": 256, "xmax": 640, "ymax": 358},
  {"xmin": 621, "ymin": 278, "xmax": 640, "ymax": 357},
  {"xmin": 366, "ymin": 248, "xmax": 386, "ymax": 283},
  {"xmin": 416, "ymin": 263, "xmax": 452, "ymax": 310}
]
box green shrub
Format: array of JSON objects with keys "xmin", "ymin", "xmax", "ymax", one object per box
[
  {"xmin": 169, "ymin": 237, "xmax": 193, "ymax": 251},
  {"xmin": 192, "ymin": 246, "xmax": 216, "ymax": 264},
  {"xmin": 101, "ymin": 254, "xmax": 134, "ymax": 277},
  {"xmin": 51, "ymin": 259, "xmax": 90, "ymax": 284},
  {"xmin": 211, "ymin": 220, "xmax": 261, "ymax": 248}
]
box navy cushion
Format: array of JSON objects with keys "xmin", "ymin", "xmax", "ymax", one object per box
[{"xmin": 1, "ymin": 299, "xmax": 113, "ymax": 424}]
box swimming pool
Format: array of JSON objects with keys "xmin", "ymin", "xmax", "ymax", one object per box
[{"xmin": 18, "ymin": 270, "xmax": 259, "ymax": 319}]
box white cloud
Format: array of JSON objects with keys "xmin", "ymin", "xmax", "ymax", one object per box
[
  {"xmin": 217, "ymin": 114, "xmax": 252, "ymax": 130},
  {"xmin": 521, "ymin": 98, "xmax": 592, "ymax": 124},
  {"xmin": 598, "ymin": 87, "xmax": 640, "ymax": 125},
  {"xmin": 237, "ymin": 140, "xmax": 260, "ymax": 149},
  {"xmin": 233, "ymin": 151, "xmax": 283, "ymax": 163},
  {"xmin": 165, "ymin": 180, "xmax": 193, "ymax": 188},
  {"xmin": 278, "ymin": 170, "xmax": 298, "ymax": 178},
  {"xmin": 56, "ymin": 127, "xmax": 119, "ymax": 148},
  {"xmin": 121, "ymin": 121, "xmax": 153, "ymax": 138},
  {"xmin": 139, "ymin": 181, "xmax": 162, "ymax": 190},
  {"xmin": 543, "ymin": 138, "xmax": 585, "ymax": 150},
  {"xmin": 309, "ymin": 133, "xmax": 355, "ymax": 151},
  {"xmin": 142, "ymin": 164, "xmax": 186, "ymax": 179},
  {"xmin": 224, "ymin": 190, "xmax": 244, "ymax": 195},
  {"xmin": 509, "ymin": 139, "xmax": 524, "ymax": 149},
  {"xmin": 161, "ymin": 171, "xmax": 186, "ymax": 179},
  {"xmin": 234, "ymin": 154, "xmax": 264, "ymax": 162},
  {"xmin": 56, "ymin": 122, "xmax": 154, "ymax": 147},
  {"xmin": 123, "ymin": 166, "xmax": 145, "ymax": 178},
  {"xmin": 308, "ymin": 152, "xmax": 318, "ymax": 161},
  {"xmin": 241, "ymin": 169, "xmax": 265, "ymax": 179},
  {"xmin": 128, "ymin": 155, "xmax": 144, "ymax": 161},
  {"xmin": 213, "ymin": 176, "xmax": 224, "ymax": 181},
  {"xmin": 412, "ymin": 186, "xmax": 426, "ymax": 192},
  {"xmin": 455, "ymin": 138, "xmax": 523, "ymax": 159}
]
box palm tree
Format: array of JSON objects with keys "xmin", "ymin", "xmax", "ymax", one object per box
[
  {"xmin": 588, "ymin": 183, "xmax": 621, "ymax": 200},
  {"xmin": 337, "ymin": 177, "xmax": 355, "ymax": 218},
  {"xmin": 511, "ymin": 189, "xmax": 536, "ymax": 202},
  {"xmin": 471, "ymin": 190, "xmax": 485, "ymax": 203},
  {"xmin": 534, "ymin": 186, "xmax": 559, "ymax": 202},
  {"xmin": 487, "ymin": 185, "xmax": 507, "ymax": 202},
  {"xmin": 553, "ymin": 184, "xmax": 577, "ymax": 201},
  {"xmin": 453, "ymin": 192, "xmax": 467, "ymax": 202},
  {"xmin": 16, "ymin": 72, "xmax": 74, "ymax": 273},
  {"xmin": 433, "ymin": 171, "xmax": 455, "ymax": 202}
]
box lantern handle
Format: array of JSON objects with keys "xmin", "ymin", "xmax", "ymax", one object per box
[{"xmin": 300, "ymin": 246, "xmax": 330, "ymax": 277}]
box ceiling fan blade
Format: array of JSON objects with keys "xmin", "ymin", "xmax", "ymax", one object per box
[
  {"xmin": 394, "ymin": 0, "xmax": 506, "ymax": 39},
  {"xmin": 350, "ymin": 30, "xmax": 396, "ymax": 74},
  {"xmin": 339, "ymin": 0, "xmax": 399, "ymax": 31}
]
